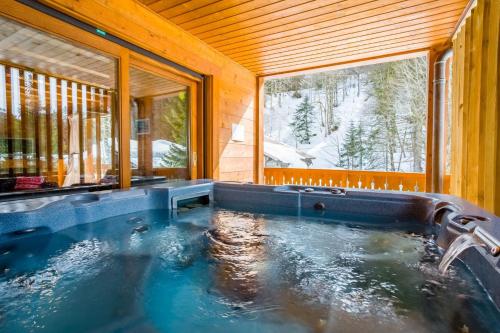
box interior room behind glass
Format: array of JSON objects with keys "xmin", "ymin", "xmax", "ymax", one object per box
[{"xmin": 0, "ymin": 16, "xmax": 119, "ymax": 195}]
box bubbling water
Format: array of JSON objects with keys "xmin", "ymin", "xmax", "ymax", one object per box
[{"xmin": 0, "ymin": 207, "xmax": 498, "ymax": 333}]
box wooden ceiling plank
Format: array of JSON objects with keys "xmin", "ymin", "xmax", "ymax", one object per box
[
  {"xmin": 200, "ymin": 0, "xmax": 394, "ymax": 41},
  {"xmin": 146, "ymin": 0, "xmax": 190, "ymax": 13},
  {"xmin": 246, "ymin": 38, "xmax": 447, "ymax": 72},
  {"xmin": 185, "ymin": 0, "xmax": 338, "ymax": 34},
  {"xmin": 241, "ymin": 30, "xmax": 452, "ymax": 67},
  {"xmin": 213, "ymin": 2, "xmax": 465, "ymax": 51},
  {"xmin": 239, "ymin": 28, "xmax": 452, "ymax": 67},
  {"xmin": 140, "ymin": 0, "xmax": 161, "ymax": 5},
  {"xmin": 231, "ymin": 17, "xmax": 458, "ymax": 61},
  {"xmin": 178, "ymin": 0, "xmax": 286, "ymax": 30},
  {"xmin": 159, "ymin": 0, "xmax": 222, "ymax": 19},
  {"xmin": 208, "ymin": 0, "xmax": 466, "ymax": 48},
  {"xmin": 200, "ymin": 0, "xmax": 463, "ymax": 42},
  {"xmin": 171, "ymin": 0, "xmax": 258, "ymax": 26},
  {"xmin": 226, "ymin": 12, "xmax": 460, "ymax": 58},
  {"xmin": 249, "ymin": 38, "xmax": 447, "ymax": 73}
]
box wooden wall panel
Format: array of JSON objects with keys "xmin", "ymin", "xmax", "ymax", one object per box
[
  {"xmin": 449, "ymin": 0, "xmax": 500, "ymax": 215},
  {"xmin": 33, "ymin": 0, "xmax": 257, "ymax": 182}
]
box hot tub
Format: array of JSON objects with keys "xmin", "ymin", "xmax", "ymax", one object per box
[{"xmin": 0, "ymin": 181, "xmax": 499, "ymax": 332}]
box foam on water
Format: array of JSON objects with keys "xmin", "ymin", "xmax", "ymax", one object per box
[{"xmin": 0, "ymin": 207, "xmax": 499, "ymax": 333}]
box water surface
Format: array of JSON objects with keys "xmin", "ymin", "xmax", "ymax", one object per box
[{"xmin": 0, "ymin": 206, "xmax": 499, "ymax": 333}]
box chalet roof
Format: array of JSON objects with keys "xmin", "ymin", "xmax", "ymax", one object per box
[{"xmin": 264, "ymin": 137, "xmax": 315, "ymax": 167}]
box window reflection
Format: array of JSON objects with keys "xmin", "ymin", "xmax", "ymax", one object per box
[
  {"xmin": 0, "ymin": 16, "xmax": 118, "ymax": 194},
  {"xmin": 129, "ymin": 67, "xmax": 189, "ymax": 183}
]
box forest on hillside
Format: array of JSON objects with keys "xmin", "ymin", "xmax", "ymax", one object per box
[{"xmin": 264, "ymin": 56, "xmax": 428, "ymax": 173}]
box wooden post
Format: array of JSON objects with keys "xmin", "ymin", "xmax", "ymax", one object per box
[
  {"xmin": 119, "ymin": 50, "xmax": 131, "ymax": 188},
  {"xmin": 204, "ymin": 75, "xmax": 219, "ymax": 180},
  {"xmin": 425, "ymin": 50, "xmax": 437, "ymax": 192},
  {"xmin": 254, "ymin": 76, "xmax": 264, "ymax": 184},
  {"xmin": 196, "ymin": 80, "xmax": 204, "ymax": 179}
]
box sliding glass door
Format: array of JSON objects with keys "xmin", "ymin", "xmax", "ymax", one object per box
[
  {"xmin": 0, "ymin": 15, "xmax": 119, "ymax": 193},
  {"xmin": 0, "ymin": 7, "xmax": 202, "ymax": 195},
  {"xmin": 129, "ymin": 57, "xmax": 198, "ymax": 184}
]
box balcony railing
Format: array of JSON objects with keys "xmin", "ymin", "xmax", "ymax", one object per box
[{"xmin": 264, "ymin": 168, "xmax": 451, "ymax": 193}]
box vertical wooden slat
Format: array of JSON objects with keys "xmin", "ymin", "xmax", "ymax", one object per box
[
  {"xmin": 455, "ymin": 28, "xmax": 466, "ymax": 195},
  {"xmin": 56, "ymin": 77, "xmax": 64, "ymax": 186},
  {"xmin": 45, "ymin": 77, "xmax": 53, "ymax": 176},
  {"xmin": 450, "ymin": 36, "xmax": 460, "ymax": 195},
  {"xmin": 95, "ymin": 87, "xmax": 102, "ymax": 180},
  {"xmin": 19, "ymin": 70, "xmax": 28, "ymax": 174},
  {"xmin": 6, "ymin": 69, "xmax": 13, "ymax": 177},
  {"xmin": 25, "ymin": 70, "xmax": 40, "ymax": 175},
  {"xmin": 80, "ymin": 84, "xmax": 86, "ymax": 180},
  {"xmin": 460, "ymin": 18, "xmax": 472, "ymax": 197},
  {"xmin": 466, "ymin": 3, "xmax": 484, "ymax": 206},
  {"xmin": 0, "ymin": 65, "xmax": 7, "ymax": 176},
  {"xmin": 10, "ymin": 67, "xmax": 22, "ymax": 175},
  {"xmin": 482, "ymin": 0, "xmax": 499, "ymax": 213},
  {"xmin": 37, "ymin": 74, "xmax": 47, "ymax": 175}
]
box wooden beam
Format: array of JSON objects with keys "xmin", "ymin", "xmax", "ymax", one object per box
[
  {"xmin": 254, "ymin": 76, "xmax": 264, "ymax": 184},
  {"xmin": 119, "ymin": 49, "xmax": 131, "ymax": 188}
]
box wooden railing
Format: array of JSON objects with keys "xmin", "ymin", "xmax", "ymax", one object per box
[{"xmin": 264, "ymin": 168, "xmax": 451, "ymax": 193}]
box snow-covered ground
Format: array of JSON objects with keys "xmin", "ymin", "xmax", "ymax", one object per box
[
  {"xmin": 264, "ymin": 84, "xmax": 368, "ymax": 169},
  {"xmin": 130, "ymin": 139, "xmax": 185, "ymax": 168}
]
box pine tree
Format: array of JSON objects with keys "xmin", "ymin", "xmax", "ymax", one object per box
[
  {"xmin": 290, "ymin": 95, "xmax": 316, "ymax": 145},
  {"xmin": 160, "ymin": 92, "xmax": 188, "ymax": 167}
]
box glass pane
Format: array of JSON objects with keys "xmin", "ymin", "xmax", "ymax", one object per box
[
  {"xmin": 129, "ymin": 66, "xmax": 189, "ymax": 184},
  {"xmin": 0, "ymin": 15, "xmax": 118, "ymax": 194}
]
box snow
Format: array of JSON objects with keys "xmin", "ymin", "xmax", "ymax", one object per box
[
  {"xmin": 265, "ymin": 84, "xmax": 369, "ymax": 169},
  {"xmin": 264, "ymin": 138, "xmax": 314, "ymax": 168},
  {"xmin": 130, "ymin": 139, "xmax": 186, "ymax": 168},
  {"xmin": 264, "ymin": 65, "xmax": 426, "ymax": 173}
]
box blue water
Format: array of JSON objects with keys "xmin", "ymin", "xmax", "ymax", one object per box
[{"xmin": 0, "ymin": 205, "xmax": 499, "ymax": 333}]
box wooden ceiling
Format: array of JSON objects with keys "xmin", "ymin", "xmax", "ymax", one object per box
[{"xmin": 138, "ymin": 0, "xmax": 468, "ymax": 76}]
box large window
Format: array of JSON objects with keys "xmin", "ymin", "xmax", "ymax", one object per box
[
  {"xmin": 0, "ymin": 9, "xmax": 202, "ymax": 196},
  {"xmin": 0, "ymin": 16, "xmax": 119, "ymax": 194},
  {"xmin": 264, "ymin": 56, "xmax": 429, "ymax": 173}
]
